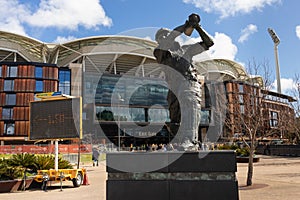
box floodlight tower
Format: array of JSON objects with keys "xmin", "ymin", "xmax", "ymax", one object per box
[{"xmin": 268, "ymin": 28, "xmax": 281, "ymax": 93}]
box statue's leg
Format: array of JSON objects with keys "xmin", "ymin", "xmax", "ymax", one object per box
[
  {"xmin": 179, "ymin": 81, "xmax": 201, "ymax": 143},
  {"xmin": 167, "ymin": 90, "xmax": 180, "ymax": 138},
  {"xmin": 167, "ymin": 90, "xmax": 177, "ymax": 123}
]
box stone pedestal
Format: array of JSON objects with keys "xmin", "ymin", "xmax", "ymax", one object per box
[{"xmin": 106, "ymin": 151, "xmax": 239, "ymax": 200}]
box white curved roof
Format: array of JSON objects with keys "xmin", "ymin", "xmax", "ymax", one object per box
[
  {"xmin": 0, "ymin": 30, "xmax": 48, "ymax": 62},
  {"xmin": 0, "ymin": 31, "xmax": 263, "ymax": 86},
  {"xmin": 195, "ymin": 59, "xmax": 264, "ymax": 87}
]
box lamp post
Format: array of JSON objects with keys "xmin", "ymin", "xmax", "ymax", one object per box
[
  {"xmin": 114, "ymin": 93, "xmax": 124, "ymax": 151},
  {"xmin": 268, "ymin": 28, "xmax": 281, "ymax": 93}
]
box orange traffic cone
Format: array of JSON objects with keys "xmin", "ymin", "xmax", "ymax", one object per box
[{"xmin": 82, "ymin": 171, "xmax": 90, "ymax": 185}]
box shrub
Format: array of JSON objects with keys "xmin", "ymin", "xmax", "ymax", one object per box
[
  {"xmin": 33, "ymin": 155, "xmax": 73, "ymax": 171},
  {"xmin": 0, "ymin": 158, "xmax": 23, "ymax": 180},
  {"xmin": 235, "ymin": 147, "xmax": 250, "ymax": 157},
  {"xmin": 9, "ymin": 153, "xmax": 36, "ymax": 170},
  {"xmin": 0, "ymin": 154, "xmax": 73, "ymax": 180}
]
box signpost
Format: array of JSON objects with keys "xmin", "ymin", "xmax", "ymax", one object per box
[{"xmin": 29, "ymin": 94, "xmax": 86, "ymax": 187}]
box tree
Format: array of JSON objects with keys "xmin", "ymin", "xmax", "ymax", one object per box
[
  {"xmin": 224, "ymin": 59, "xmax": 272, "ymax": 186},
  {"xmin": 285, "ymin": 74, "xmax": 300, "ymax": 143}
]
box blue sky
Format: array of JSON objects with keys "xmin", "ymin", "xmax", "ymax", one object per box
[{"xmin": 1, "ymin": 0, "xmax": 300, "ymax": 95}]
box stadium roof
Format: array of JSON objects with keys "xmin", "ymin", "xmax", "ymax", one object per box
[{"xmin": 0, "ymin": 30, "xmax": 263, "ymax": 85}]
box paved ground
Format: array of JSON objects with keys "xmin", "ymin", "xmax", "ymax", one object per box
[
  {"xmin": 0, "ymin": 155, "xmax": 299, "ymax": 200},
  {"xmin": 237, "ymin": 155, "xmax": 300, "ymax": 200}
]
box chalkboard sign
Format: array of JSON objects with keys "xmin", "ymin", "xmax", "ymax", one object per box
[{"xmin": 29, "ymin": 98, "xmax": 82, "ymax": 140}]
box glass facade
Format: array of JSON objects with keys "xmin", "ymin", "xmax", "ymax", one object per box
[
  {"xmin": 93, "ymin": 74, "xmax": 169, "ymax": 123},
  {"xmin": 95, "ymin": 74, "xmax": 168, "ymax": 106},
  {"xmin": 59, "ymin": 69, "xmax": 71, "ymax": 95},
  {"xmin": 95, "ymin": 106, "xmax": 169, "ymax": 123}
]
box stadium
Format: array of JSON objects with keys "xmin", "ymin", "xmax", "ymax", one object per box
[{"xmin": 0, "ymin": 31, "xmax": 295, "ymax": 148}]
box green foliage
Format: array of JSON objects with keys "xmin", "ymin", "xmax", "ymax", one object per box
[
  {"xmin": 0, "ymin": 154, "xmax": 73, "ymax": 180},
  {"xmin": 0, "ymin": 158, "xmax": 23, "ymax": 180},
  {"xmin": 58, "ymin": 158, "xmax": 73, "ymax": 169},
  {"xmin": 33, "ymin": 155, "xmax": 73, "ymax": 170},
  {"xmin": 33, "ymin": 155, "xmax": 54, "ymax": 170},
  {"xmin": 235, "ymin": 147, "xmax": 250, "ymax": 157},
  {"xmin": 9, "ymin": 153, "xmax": 36, "ymax": 169},
  {"xmin": 217, "ymin": 143, "xmax": 251, "ymax": 157}
]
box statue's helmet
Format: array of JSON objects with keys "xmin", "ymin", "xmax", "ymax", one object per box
[{"xmin": 155, "ymin": 28, "xmax": 171, "ymax": 42}]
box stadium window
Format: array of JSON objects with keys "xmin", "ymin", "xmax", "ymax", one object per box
[
  {"xmin": 6, "ymin": 66, "xmax": 18, "ymax": 77},
  {"xmin": 4, "ymin": 80, "xmax": 14, "ymax": 91},
  {"xmin": 35, "ymin": 66, "xmax": 43, "ymax": 78},
  {"xmin": 5, "ymin": 94, "xmax": 16, "ymax": 105},
  {"xmin": 239, "ymin": 94, "xmax": 244, "ymax": 104},
  {"xmin": 239, "ymin": 84, "xmax": 244, "ymax": 93},
  {"xmin": 240, "ymin": 105, "xmax": 245, "ymax": 114},
  {"xmin": 59, "ymin": 69, "xmax": 71, "ymax": 95},
  {"xmin": 269, "ymin": 111, "xmax": 278, "ymax": 127},
  {"xmin": 4, "ymin": 123, "xmax": 15, "ymax": 135},
  {"xmin": 2, "ymin": 108, "xmax": 13, "ymax": 120},
  {"xmin": 35, "ymin": 80, "xmax": 43, "ymax": 92}
]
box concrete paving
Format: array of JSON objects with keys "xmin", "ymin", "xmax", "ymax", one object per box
[
  {"xmin": 0, "ymin": 155, "xmax": 299, "ymax": 200},
  {"xmin": 238, "ymin": 155, "xmax": 300, "ymax": 200}
]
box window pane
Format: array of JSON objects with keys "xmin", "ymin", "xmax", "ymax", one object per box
[
  {"xmin": 35, "ymin": 66, "xmax": 43, "ymax": 78},
  {"xmin": 148, "ymin": 108, "xmax": 169, "ymax": 122},
  {"xmin": 240, "ymin": 105, "xmax": 245, "ymax": 114},
  {"xmin": 36, "ymin": 80, "xmax": 43, "ymax": 92},
  {"xmin": 4, "ymin": 123, "xmax": 15, "ymax": 135},
  {"xmin": 4, "ymin": 80, "xmax": 14, "ymax": 91},
  {"xmin": 59, "ymin": 69, "xmax": 71, "ymax": 95},
  {"xmin": 6, "ymin": 94, "xmax": 16, "ymax": 105},
  {"xmin": 2, "ymin": 108, "xmax": 13, "ymax": 119},
  {"xmin": 7, "ymin": 66, "xmax": 18, "ymax": 77},
  {"xmin": 96, "ymin": 106, "xmax": 150, "ymax": 122},
  {"xmin": 0, "ymin": 66, "xmax": 2, "ymax": 77},
  {"xmin": 239, "ymin": 84, "xmax": 244, "ymax": 93}
]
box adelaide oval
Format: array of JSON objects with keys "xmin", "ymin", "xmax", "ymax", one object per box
[{"xmin": 0, "ymin": 30, "xmax": 293, "ymax": 147}]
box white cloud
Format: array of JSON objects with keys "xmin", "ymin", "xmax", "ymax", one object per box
[
  {"xmin": 271, "ymin": 78, "xmax": 297, "ymax": 94},
  {"xmin": 296, "ymin": 26, "xmax": 300, "ymax": 39},
  {"xmin": 53, "ymin": 36, "xmax": 77, "ymax": 43},
  {"xmin": 176, "ymin": 32, "xmax": 238, "ymax": 61},
  {"xmin": 25, "ymin": 0, "xmax": 112, "ymax": 30},
  {"xmin": 0, "ymin": 0, "xmax": 112, "ymax": 36},
  {"xmin": 238, "ymin": 24, "xmax": 258, "ymax": 43},
  {"xmin": 183, "ymin": 0, "xmax": 282, "ymax": 19},
  {"xmin": 0, "ymin": 0, "xmax": 29, "ymax": 35},
  {"xmin": 207, "ymin": 32, "xmax": 238, "ymax": 60}
]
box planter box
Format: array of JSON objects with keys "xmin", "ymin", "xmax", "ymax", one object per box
[
  {"xmin": 10, "ymin": 179, "xmax": 22, "ymax": 192},
  {"xmin": 0, "ymin": 180, "xmax": 19, "ymax": 193},
  {"xmin": 18, "ymin": 178, "xmax": 34, "ymax": 191}
]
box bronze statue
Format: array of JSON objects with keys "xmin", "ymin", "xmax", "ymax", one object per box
[{"xmin": 154, "ymin": 13, "xmax": 214, "ymax": 146}]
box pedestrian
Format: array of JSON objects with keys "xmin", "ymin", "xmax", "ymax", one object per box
[{"xmin": 92, "ymin": 147, "xmax": 99, "ymax": 167}]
